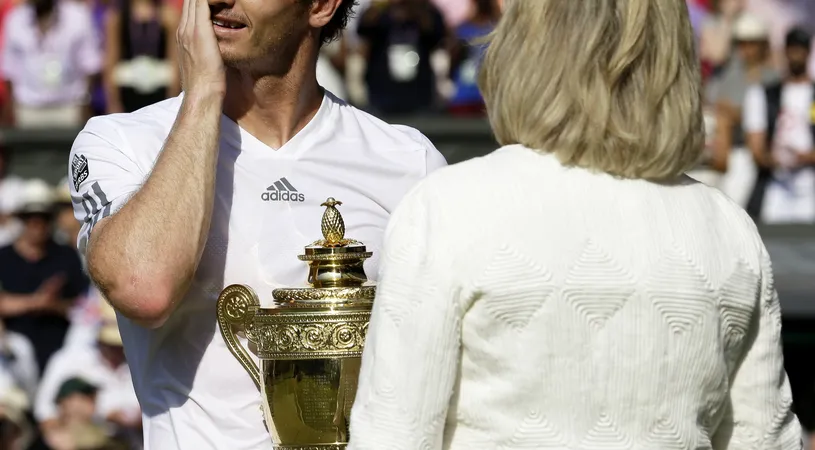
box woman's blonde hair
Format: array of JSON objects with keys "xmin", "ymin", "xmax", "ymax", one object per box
[{"xmin": 479, "ymin": 0, "xmax": 704, "ymax": 180}]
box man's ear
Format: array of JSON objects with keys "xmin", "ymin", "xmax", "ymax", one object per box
[{"xmin": 308, "ymin": 0, "xmax": 344, "ymax": 29}]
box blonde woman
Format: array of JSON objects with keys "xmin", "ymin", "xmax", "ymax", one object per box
[{"xmin": 347, "ymin": 0, "xmax": 802, "ymax": 449}]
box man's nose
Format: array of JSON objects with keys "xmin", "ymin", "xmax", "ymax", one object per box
[{"xmin": 208, "ymin": 0, "xmax": 235, "ymax": 10}]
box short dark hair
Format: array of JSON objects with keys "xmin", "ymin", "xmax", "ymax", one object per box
[
  {"xmin": 308, "ymin": 0, "xmax": 357, "ymax": 45},
  {"xmin": 786, "ymin": 27, "xmax": 812, "ymax": 50}
]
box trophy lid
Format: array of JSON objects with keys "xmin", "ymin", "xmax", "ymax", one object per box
[
  {"xmin": 271, "ymin": 198, "xmax": 375, "ymax": 306},
  {"xmin": 298, "ymin": 197, "xmax": 373, "ymax": 261}
]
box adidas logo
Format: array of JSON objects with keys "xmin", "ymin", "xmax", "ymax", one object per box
[{"xmin": 261, "ymin": 177, "xmax": 305, "ymax": 202}]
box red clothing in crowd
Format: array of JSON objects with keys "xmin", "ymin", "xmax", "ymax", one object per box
[
  {"xmin": 0, "ymin": 0, "xmax": 16, "ymax": 108},
  {"xmin": 693, "ymin": 0, "xmax": 713, "ymax": 10}
]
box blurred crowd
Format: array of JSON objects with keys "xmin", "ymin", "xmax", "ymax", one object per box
[
  {"xmin": 0, "ymin": 0, "xmax": 504, "ymax": 127},
  {"xmin": 0, "ymin": 0, "xmax": 813, "ymax": 448},
  {"xmin": 693, "ymin": 0, "xmax": 815, "ymax": 225},
  {"xmin": 0, "ymin": 153, "xmax": 139, "ymax": 450}
]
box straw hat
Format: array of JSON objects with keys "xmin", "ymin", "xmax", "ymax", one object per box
[
  {"xmin": 0, "ymin": 176, "xmax": 25, "ymax": 215},
  {"xmin": 54, "ymin": 177, "xmax": 72, "ymax": 206},
  {"xmin": 15, "ymin": 179, "xmax": 55, "ymax": 216},
  {"xmin": 732, "ymin": 13, "xmax": 769, "ymax": 42},
  {"xmin": 99, "ymin": 299, "xmax": 117, "ymax": 323},
  {"xmin": 98, "ymin": 322, "xmax": 123, "ymax": 347},
  {"xmin": 0, "ymin": 373, "xmax": 34, "ymax": 448},
  {"xmin": 97, "ymin": 301, "xmax": 122, "ymax": 347}
]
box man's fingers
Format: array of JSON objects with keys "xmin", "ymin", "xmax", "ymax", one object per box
[
  {"xmin": 194, "ymin": 0, "xmax": 211, "ymax": 32},
  {"xmin": 174, "ymin": 0, "xmax": 224, "ymax": 95},
  {"xmin": 179, "ymin": 0, "xmax": 192, "ymax": 37}
]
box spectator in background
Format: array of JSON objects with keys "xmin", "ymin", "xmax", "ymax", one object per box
[
  {"xmin": 102, "ymin": 0, "xmax": 179, "ymax": 114},
  {"xmin": 708, "ymin": 13, "xmax": 779, "ymax": 208},
  {"xmin": 447, "ymin": 0, "xmax": 498, "ymax": 116},
  {"xmin": 0, "ymin": 320, "xmax": 39, "ymax": 401},
  {"xmin": 88, "ymin": 0, "xmax": 115, "ymax": 117},
  {"xmin": 0, "ymin": 373, "xmax": 34, "ymax": 450},
  {"xmin": 429, "ymin": 0, "xmax": 469, "ymax": 28},
  {"xmin": 744, "ymin": 28, "xmax": 815, "ymax": 224},
  {"xmin": 745, "ymin": 0, "xmax": 815, "ymax": 75},
  {"xmin": 0, "ymin": 0, "xmax": 102, "ymax": 128},
  {"xmin": 36, "ymin": 302, "xmax": 140, "ymax": 448},
  {"xmin": 357, "ymin": 0, "xmax": 447, "ymax": 115},
  {"xmin": 699, "ymin": 0, "xmax": 745, "ymax": 78},
  {"xmin": 42, "ymin": 377, "xmax": 129, "ymax": 450},
  {"xmin": 0, "ymin": 179, "xmax": 89, "ymax": 372}
]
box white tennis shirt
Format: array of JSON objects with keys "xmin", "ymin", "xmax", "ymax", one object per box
[{"xmin": 68, "ymin": 92, "xmax": 447, "ymax": 450}]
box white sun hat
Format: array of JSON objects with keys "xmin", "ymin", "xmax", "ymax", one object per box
[
  {"xmin": 732, "ymin": 13, "xmax": 770, "ymax": 42},
  {"xmin": 15, "ymin": 178, "xmax": 56, "ymax": 216}
]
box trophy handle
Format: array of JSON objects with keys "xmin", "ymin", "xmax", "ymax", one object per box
[{"xmin": 216, "ymin": 284, "xmax": 262, "ymax": 390}]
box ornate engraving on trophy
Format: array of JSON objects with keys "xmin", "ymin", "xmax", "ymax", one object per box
[
  {"xmin": 297, "ymin": 362, "xmax": 337, "ymax": 426},
  {"xmin": 252, "ymin": 314, "xmax": 369, "ymax": 359}
]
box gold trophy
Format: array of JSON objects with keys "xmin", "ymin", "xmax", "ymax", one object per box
[{"xmin": 216, "ymin": 198, "xmax": 374, "ymax": 449}]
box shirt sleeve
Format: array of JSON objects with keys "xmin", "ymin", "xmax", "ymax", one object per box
[
  {"xmin": 69, "ymin": 117, "xmax": 144, "ymax": 256},
  {"xmin": 714, "ymin": 244, "xmax": 803, "ymax": 449},
  {"xmin": 743, "ymin": 85, "xmax": 768, "ymax": 134},
  {"xmin": 348, "ymin": 183, "xmax": 462, "ymax": 450},
  {"xmin": 424, "ymin": 139, "xmax": 448, "ymax": 175},
  {"xmin": 391, "ymin": 125, "xmax": 449, "ymax": 175}
]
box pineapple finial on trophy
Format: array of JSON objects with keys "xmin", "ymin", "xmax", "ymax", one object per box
[{"xmin": 320, "ymin": 197, "xmax": 347, "ymax": 247}]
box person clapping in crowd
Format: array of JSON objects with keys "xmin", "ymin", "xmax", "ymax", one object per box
[{"xmin": 0, "ymin": 179, "xmax": 89, "ymax": 373}]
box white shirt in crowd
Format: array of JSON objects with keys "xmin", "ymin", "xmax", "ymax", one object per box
[
  {"xmin": 348, "ymin": 145, "xmax": 801, "ymax": 449},
  {"xmin": 69, "ymin": 92, "xmax": 446, "ymax": 450},
  {"xmin": 63, "ymin": 286, "xmax": 108, "ymax": 351},
  {"xmin": 34, "ymin": 345, "xmax": 139, "ymax": 424},
  {"xmin": 0, "ymin": 329, "xmax": 38, "ymax": 401},
  {"xmin": 743, "ymin": 81, "xmax": 815, "ymax": 223},
  {"xmin": 0, "ymin": 1, "xmax": 101, "ymax": 108}
]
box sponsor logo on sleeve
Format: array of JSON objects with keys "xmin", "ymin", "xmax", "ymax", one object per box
[{"xmin": 71, "ymin": 154, "xmax": 89, "ymax": 191}]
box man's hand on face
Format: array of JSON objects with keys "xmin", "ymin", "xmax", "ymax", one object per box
[{"xmin": 177, "ymin": 0, "xmax": 226, "ymax": 98}]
